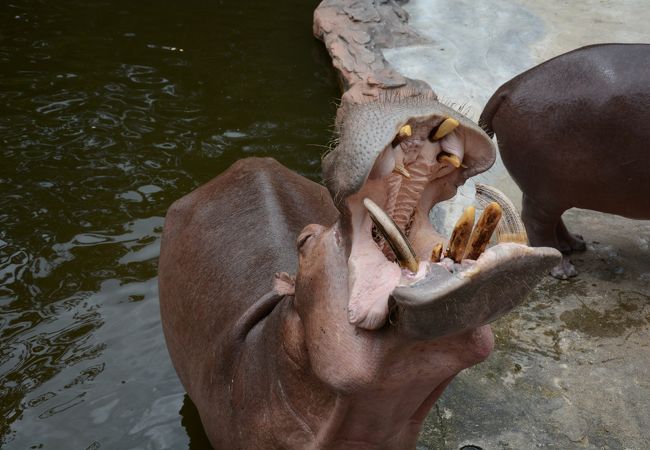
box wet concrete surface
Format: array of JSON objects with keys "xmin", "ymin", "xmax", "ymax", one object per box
[
  {"xmin": 419, "ymin": 211, "xmax": 650, "ymax": 449},
  {"xmin": 379, "ymin": 1, "xmax": 650, "ymax": 448}
]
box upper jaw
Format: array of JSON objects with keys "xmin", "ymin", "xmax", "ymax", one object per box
[{"xmin": 322, "ymin": 93, "xmax": 496, "ymax": 212}]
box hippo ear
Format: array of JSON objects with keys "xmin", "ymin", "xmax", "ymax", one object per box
[{"xmin": 273, "ymin": 272, "xmax": 295, "ymax": 296}]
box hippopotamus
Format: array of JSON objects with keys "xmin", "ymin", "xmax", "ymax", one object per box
[
  {"xmin": 158, "ymin": 92, "xmax": 560, "ymax": 448},
  {"xmin": 479, "ymin": 43, "xmax": 650, "ymax": 279}
]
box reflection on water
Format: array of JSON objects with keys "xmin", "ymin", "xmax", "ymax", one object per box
[{"xmin": 0, "ymin": 0, "xmax": 338, "ymax": 447}]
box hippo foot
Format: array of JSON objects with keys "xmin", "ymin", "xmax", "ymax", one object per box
[
  {"xmin": 557, "ymin": 231, "xmax": 587, "ymax": 253},
  {"xmin": 550, "ymin": 256, "xmax": 578, "ymax": 279}
]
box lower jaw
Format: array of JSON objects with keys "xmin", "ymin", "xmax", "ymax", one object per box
[
  {"xmin": 391, "ymin": 242, "xmax": 562, "ymax": 340},
  {"xmin": 346, "ymin": 185, "xmax": 562, "ymax": 334}
]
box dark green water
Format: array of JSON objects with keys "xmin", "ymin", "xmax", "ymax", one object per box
[{"xmin": 0, "ymin": 0, "xmax": 339, "ymax": 447}]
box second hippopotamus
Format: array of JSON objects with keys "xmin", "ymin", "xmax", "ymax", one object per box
[{"xmin": 480, "ymin": 43, "xmax": 650, "ymax": 278}]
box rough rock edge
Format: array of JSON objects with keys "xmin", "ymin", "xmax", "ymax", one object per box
[{"xmin": 313, "ymin": 0, "xmax": 434, "ymax": 105}]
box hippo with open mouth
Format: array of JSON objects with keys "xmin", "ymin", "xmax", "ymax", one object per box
[{"xmin": 158, "ymin": 92, "xmax": 560, "ymax": 448}]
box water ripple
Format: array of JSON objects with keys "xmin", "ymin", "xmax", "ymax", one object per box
[{"xmin": 0, "ymin": 0, "xmax": 338, "ymax": 445}]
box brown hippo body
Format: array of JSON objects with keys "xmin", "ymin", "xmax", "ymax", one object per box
[
  {"xmin": 159, "ymin": 94, "xmax": 560, "ymax": 448},
  {"xmin": 159, "ymin": 158, "xmax": 338, "ymax": 448},
  {"xmin": 480, "ymin": 43, "xmax": 650, "ymax": 278}
]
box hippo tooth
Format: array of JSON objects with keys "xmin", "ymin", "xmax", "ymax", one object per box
[
  {"xmin": 446, "ymin": 206, "xmax": 476, "ymax": 263},
  {"xmin": 431, "ymin": 242, "xmax": 443, "ymax": 262},
  {"xmin": 398, "ymin": 124, "xmax": 412, "ymax": 137},
  {"xmin": 438, "ymin": 127, "xmax": 465, "ymax": 168},
  {"xmin": 465, "ymin": 202, "xmax": 503, "ymax": 260},
  {"xmin": 392, "ymin": 163, "xmax": 411, "ymax": 178},
  {"xmin": 431, "ymin": 117, "xmax": 459, "ymax": 140},
  {"xmin": 475, "ymin": 184, "xmax": 529, "ymax": 244},
  {"xmin": 436, "ymin": 153, "xmax": 462, "ymax": 168},
  {"xmin": 363, "ymin": 198, "xmax": 419, "ymax": 273},
  {"xmin": 391, "ymin": 125, "xmax": 413, "ymax": 148}
]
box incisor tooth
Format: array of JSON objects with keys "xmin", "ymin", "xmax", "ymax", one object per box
[
  {"xmin": 447, "ymin": 206, "xmax": 475, "ymax": 263},
  {"xmin": 431, "ymin": 243, "xmax": 443, "ymax": 262},
  {"xmin": 465, "ymin": 202, "xmax": 502, "ymax": 260},
  {"xmin": 437, "ymin": 153, "xmax": 462, "ymax": 168},
  {"xmin": 432, "ymin": 117, "xmax": 459, "ymax": 140},
  {"xmin": 475, "ymin": 184, "xmax": 529, "ymax": 244},
  {"xmin": 398, "ymin": 124, "xmax": 412, "ymax": 137},
  {"xmin": 363, "ymin": 198, "xmax": 419, "ymax": 273},
  {"xmin": 393, "ymin": 163, "xmax": 411, "ymax": 178}
]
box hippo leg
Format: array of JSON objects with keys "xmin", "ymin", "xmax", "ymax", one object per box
[
  {"xmin": 555, "ymin": 218, "xmax": 587, "ymax": 252},
  {"xmin": 521, "ymin": 194, "xmax": 563, "ymax": 248},
  {"xmin": 522, "ymin": 195, "xmax": 579, "ymax": 279}
]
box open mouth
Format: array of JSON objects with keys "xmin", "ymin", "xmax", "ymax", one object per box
[{"xmin": 322, "ymin": 95, "xmax": 560, "ymax": 336}]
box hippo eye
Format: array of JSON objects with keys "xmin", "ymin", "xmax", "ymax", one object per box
[{"xmin": 296, "ymin": 231, "xmax": 313, "ymax": 249}]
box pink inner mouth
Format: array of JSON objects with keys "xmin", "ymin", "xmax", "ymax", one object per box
[{"xmin": 345, "ymin": 121, "xmax": 477, "ymax": 330}]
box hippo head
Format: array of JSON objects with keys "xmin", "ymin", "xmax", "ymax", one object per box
[
  {"xmin": 159, "ymin": 93, "xmax": 561, "ymax": 449},
  {"xmin": 316, "ymin": 92, "xmax": 560, "ymax": 334},
  {"xmin": 267, "ymin": 93, "xmax": 561, "ymax": 445}
]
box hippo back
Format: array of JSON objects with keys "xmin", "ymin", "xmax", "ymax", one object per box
[
  {"xmin": 158, "ymin": 157, "xmax": 338, "ymax": 401},
  {"xmin": 480, "ymin": 43, "xmax": 650, "ymax": 218}
]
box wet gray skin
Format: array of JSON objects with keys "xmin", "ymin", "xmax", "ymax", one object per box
[{"xmin": 323, "ymin": 93, "xmax": 561, "ymax": 338}]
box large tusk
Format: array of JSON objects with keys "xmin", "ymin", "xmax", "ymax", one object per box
[
  {"xmin": 475, "ymin": 184, "xmax": 528, "ymax": 244},
  {"xmin": 363, "ymin": 198, "xmax": 419, "ymax": 273},
  {"xmin": 432, "ymin": 117, "xmax": 459, "ymax": 140},
  {"xmin": 465, "ymin": 202, "xmax": 503, "ymax": 260},
  {"xmin": 447, "ymin": 206, "xmax": 475, "ymax": 263}
]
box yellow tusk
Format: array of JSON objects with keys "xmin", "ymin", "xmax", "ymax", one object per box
[
  {"xmin": 432, "ymin": 117, "xmax": 459, "ymax": 140},
  {"xmin": 475, "ymin": 183, "xmax": 529, "ymax": 245},
  {"xmin": 398, "ymin": 124, "xmax": 412, "ymax": 137},
  {"xmin": 437, "ymin": 153, "xmax": 462, "ymax": 168},
  {"xmin": 465, "ymin": 202, "xmax": 503, "ymax": 260},
  {"xmin": 431, "ymin": 243, "xmax": 443, "ymax": 262},
  {"xmin": 393, "ymin": 163, "xmax": 411, "ymax": 178},
  {"xmin": 446, "ymin": 206, "xmax": 476, "ymax": 263}
]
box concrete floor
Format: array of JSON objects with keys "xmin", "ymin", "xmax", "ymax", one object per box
[
  {"xmin": 381, "ymin": 1, "xmax": 650, "ymax": 448},
  {"xmin": 420, "ymin": 211, "xmax": 650, "ymax": 449}
]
